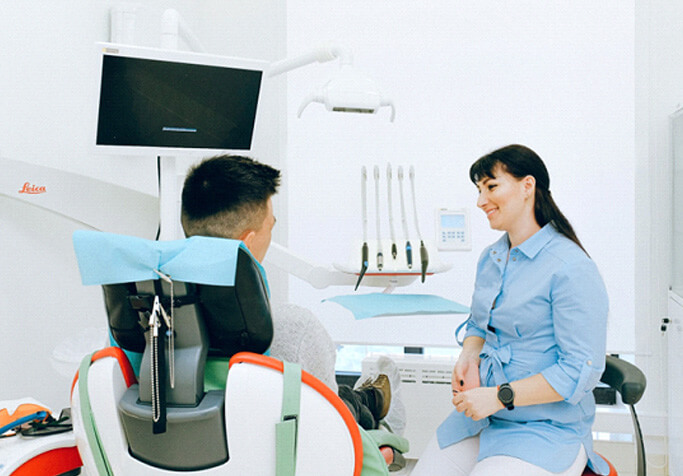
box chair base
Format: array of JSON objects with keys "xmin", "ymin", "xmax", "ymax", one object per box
[
  {"xmin": 72, "ymin": 351, "xmax": 364, "ymax": 476},
  {"xmin": 582, "ymin": 454, "xmax": 618, "ymax": 476},
  {"xmin": 0, "ymin": 431, "xmax": 82, "ymax": 476},
  {"xmin": 118, "ymin": 386, "xmax": 228, "ymax": 471}
]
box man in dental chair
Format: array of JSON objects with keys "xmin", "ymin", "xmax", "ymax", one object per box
[{"xmin": 180, "ymin": 154, "xmax": 406, "ymax": 471}]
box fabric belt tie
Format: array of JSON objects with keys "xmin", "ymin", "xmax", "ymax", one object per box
[{"xmin": 479, "ymin": 343, "xmax": 511, "ymax": 385}]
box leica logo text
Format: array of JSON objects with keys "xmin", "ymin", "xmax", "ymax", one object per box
[{"xmin": 18, "ymin": 182, "xmax": 47, "ymax": 194}]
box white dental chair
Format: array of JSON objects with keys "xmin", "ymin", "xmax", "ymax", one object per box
[{"xmin": 69, "ymin": 231, "xmax": 364, "ymax": 476}]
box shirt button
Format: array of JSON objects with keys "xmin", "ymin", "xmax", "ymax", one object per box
[
  {"xmin": 512, "ymin": 257, "xmax": 517, "ymax": 262},
  {"xmin": 587, "ymin": 360, "xmax": 592, "ymax": 366},
  {"xmin": 497, "ymin": 258, "xmax": 501, "ymax": 262},
  {"xmin": 492, "ymin": 250, "xmax": 497, "ymax": 255}
]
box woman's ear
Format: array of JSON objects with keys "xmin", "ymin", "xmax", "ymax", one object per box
[{"xmin": 523, "ymin": 175, "xmax": 536, "ymax": 198}]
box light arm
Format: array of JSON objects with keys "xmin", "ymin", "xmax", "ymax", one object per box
[
  {"xmin": 268, "ymin": 45, "xmax": 352, "ymax": 77},
  {"xmin": 264, "ymin": 242, "xmax": 357, "ymax": 289},
  {"xmin": 161, "ymin": 9, "xmax": 206, "ymax": 52}
]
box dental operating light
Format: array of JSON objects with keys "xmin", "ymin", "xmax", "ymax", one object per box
[{"xmin": 268, "ymin": 45, "xmax": 395, "ymax": 121}]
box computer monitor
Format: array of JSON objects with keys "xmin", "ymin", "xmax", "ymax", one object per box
[{"xmin": 93, "ymin": 42, "xmax": 267, "ymax": 155}]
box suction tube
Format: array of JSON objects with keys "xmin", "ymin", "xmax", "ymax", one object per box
[
  {"xmin": 409, "ymin": 166, "xmax": 429, "ymax": 282},
  {"xmin": 397, "ymin": 166, "xmax": 412, "ymax": 269},
  {"xmin": 356, "ymin": 166, "xmax": 369, "ymax": 290}
]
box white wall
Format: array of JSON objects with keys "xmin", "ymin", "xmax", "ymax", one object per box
[
  {"xmin": 0, "ymin": 0, "xmax": 678, "ymax": 468},
  {"xmin": 635, "ymin": 0, "xmax": 683, "ymax": 466},
  {"xmin": 285, "ymin": 1, "xmax": 636, "ymax": 353},
  {"xmin": 0, "ymin": 0, "xmax": 286, "ymax": 410}
]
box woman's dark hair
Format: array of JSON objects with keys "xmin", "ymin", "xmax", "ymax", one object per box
[{"xmin": 469, "ymin": 144, "xmax": 587, "ymax": 254}]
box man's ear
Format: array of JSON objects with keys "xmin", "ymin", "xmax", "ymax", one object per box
[{"xmin": 238, "ymin": 229, "xmax": 256, "ymax": 251}]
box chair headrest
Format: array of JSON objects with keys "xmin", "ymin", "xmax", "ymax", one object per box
[
  {"xmin": 73, "ymin": 230, "xmax": 264, "ymax": 288},
  {"xmin": 73, "ymin": 230, "xmax": 273, "ymax": 357}
]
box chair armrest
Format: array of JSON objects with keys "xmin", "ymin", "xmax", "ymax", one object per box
[{"xmin": 600, "ymin": 355, "xmax": 646, "ymax": 405}]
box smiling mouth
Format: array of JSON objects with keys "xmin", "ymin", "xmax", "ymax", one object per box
[{"xmin": 485, "ymin": 209, "xmax": 497, "ymax": 218}]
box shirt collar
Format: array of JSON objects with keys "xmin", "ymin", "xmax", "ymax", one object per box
[
  {"xmin": 488, "ymin": 223, "xmax": 558, "ymax": 260},
  {"xmin": 490, "ymin": 233, "xmax": 510, "ymax": 256},
  {"xmin": 490, "ymin": 223, "xmax": 559, "ymax": 259},
  {"xmin": 515, "ymin": 223, "xmax": 558, "ymax": 259}
]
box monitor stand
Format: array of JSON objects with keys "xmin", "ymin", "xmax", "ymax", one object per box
[{"xmin": 158, "ymin": 155, "xmax": 183, "ymax": 240}]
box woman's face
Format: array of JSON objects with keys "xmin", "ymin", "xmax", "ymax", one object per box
[{"xmin": 475, "ymin": 164, "xmax": 534, "ymax": 233}]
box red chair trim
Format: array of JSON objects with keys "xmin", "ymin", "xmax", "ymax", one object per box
[
  {"xmin": 70, "ymin": 346, "xmax": 138, "ymax": 398},
  {"xmin": 582, "ymin": 452, "xmax": 618, "ymax": 476},
  {"xmin": 10, "ymin": 446, "xmax": 82, "ymax": 476}
]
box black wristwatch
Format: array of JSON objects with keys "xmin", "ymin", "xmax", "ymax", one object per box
[{"xmin": 497, "ymin": 383, "xmax": 515, "ymax": 410}]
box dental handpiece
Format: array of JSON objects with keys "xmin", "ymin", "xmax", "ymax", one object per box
[
  {"xmin": 386, "ymin": 163, "xmax": 397, "ymax": 260},
  {"xmin": 409, "ymin": 166, "xmax": 422, "ymax": 241},
  {"xmin": 356, "ymin": 166, "xmax": 369, "ymax": 290},
  {"xmin": 374, "ymin": 165, "xmax": 383, "ymax": 271},
  {"xmin": 397, "ymin": 166, "xmax": 412, "ymax": 269},
  {"xmin": 409, "ymin": 166, "xmax": 429, "ymax": 282}
]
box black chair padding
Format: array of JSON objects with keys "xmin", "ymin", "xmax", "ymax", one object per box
[
  {"xmin": 200, "ymin": 248, "xmax": 273, "ymax": 357},
  {"xmin": 600, "ymin": 355, "xmax": 646, "ymax": 405},
  {"xmin": 102, "ymin": 247, "xmax": 273, "ymax": 358},
  {"xmin": 102, "ymin": 282, "xmax": 148, "ymax": 352}
]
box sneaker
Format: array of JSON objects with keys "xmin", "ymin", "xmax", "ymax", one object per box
[
  {"xmin": 372, "ymin": 356, "xmax": 407, "ymax": 436},
  {"xmin": 357, "ymin": 374, "xmax": 391, "ymax": 420}
]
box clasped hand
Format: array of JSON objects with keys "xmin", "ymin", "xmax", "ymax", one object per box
[{"xmin": 451, "ymin": 355, "xmax": 502, "ymax": 421}]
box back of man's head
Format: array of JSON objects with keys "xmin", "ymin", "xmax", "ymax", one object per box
[{"xmin": 181, "ymin": 155, "xmax": 281, "ymax": 239}]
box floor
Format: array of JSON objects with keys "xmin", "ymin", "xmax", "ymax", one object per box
[{"xmin": 392, "ymin": 458, "xmax": 417, "ymax": 475}]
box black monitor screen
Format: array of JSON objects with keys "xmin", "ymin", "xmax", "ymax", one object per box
[{"xmin": 96, "ymin": 54, "xmax": 263, "ymax": 150}]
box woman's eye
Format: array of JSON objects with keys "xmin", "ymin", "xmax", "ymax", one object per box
[{"xmin": 488, "ymin": 184, "xmax": 497, "ymax": 190}]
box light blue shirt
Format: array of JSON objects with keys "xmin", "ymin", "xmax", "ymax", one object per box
[{"xmin": 437, "ymin": 224, "xmax": 610, "ymax": 474}]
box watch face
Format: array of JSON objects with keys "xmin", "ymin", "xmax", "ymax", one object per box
[{"xmin": 499, "ymin": 385, "xmax": 514, "ymax": 404}]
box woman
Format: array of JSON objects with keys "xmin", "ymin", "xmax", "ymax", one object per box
[{"xmin": 412, "ymin": 145, "xmax": 609, "ymax": 476}]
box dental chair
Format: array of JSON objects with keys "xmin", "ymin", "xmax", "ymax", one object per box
[
  {"xmin": 582, "ymin": 355, "xmax": 647, "ymax": 476},
  {"xmin": 69, "ymin": 231, "xmax": 365, "ymax": 476}
]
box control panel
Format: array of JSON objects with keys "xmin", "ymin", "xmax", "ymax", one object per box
[{"xmin": 436, "ymin": 208, "xmax": 471, "ymax": 251}]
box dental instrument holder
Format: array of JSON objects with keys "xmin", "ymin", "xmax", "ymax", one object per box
[
  {"xmin": 101, "ymin": 246, "xmax": 273, "ymax": 471},
  {"xmin": 345, "ymin": 164, "xmax": 440, "ymax": 290},
  {"xmin": 337, "ymin": 238, "xmax": 444, "ymax": 292}
]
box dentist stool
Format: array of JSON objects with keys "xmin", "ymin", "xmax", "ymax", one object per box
[
  {"xmin": 472, "ymin": 355, "xmax": 645, "ymax": 476},
  {"xmin": 69, "ymin": 231, "xmax": 364, "ymax": 475},
  {"xmin": 582, "ymin": 355, "xmax": 647, "ymax": 476}
]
